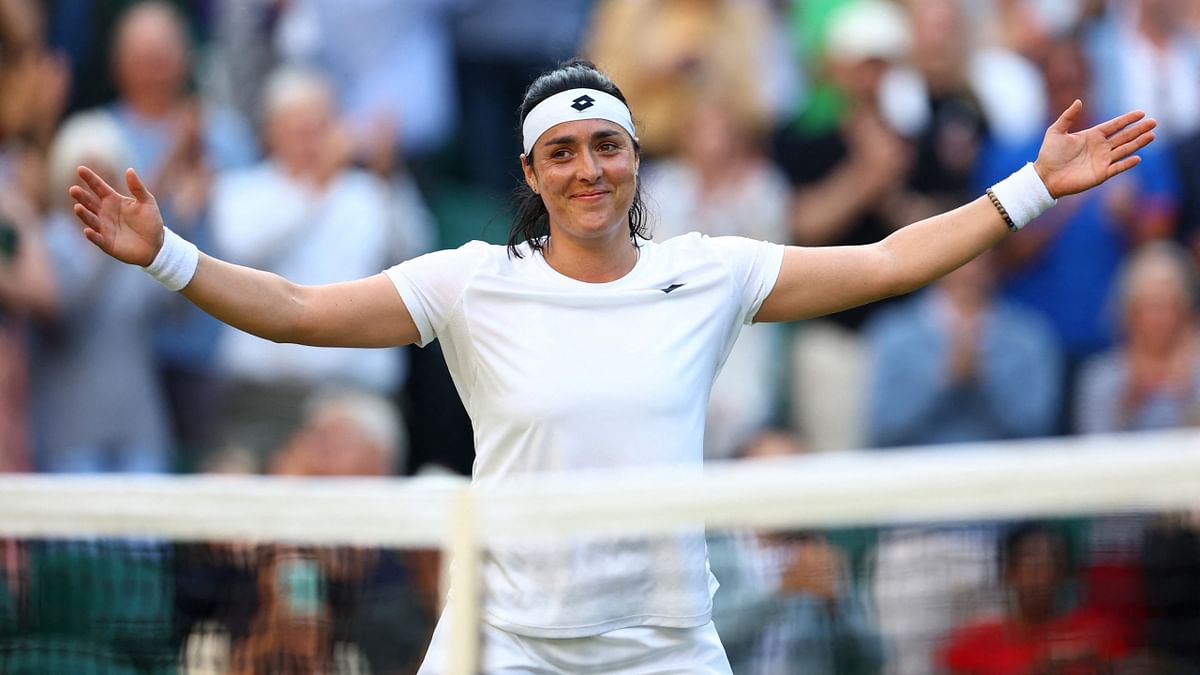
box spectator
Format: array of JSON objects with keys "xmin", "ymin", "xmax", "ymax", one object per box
[
  {"xmin": 209, "ymin": 66, "xmax": 404, "ymax": 461},
  {"xmin": 586, "ymin": 0, "xmax": 779, "ymax": 158},
  {"xmin": 274, "ymin": 0, "xmax": 462, "ymax": 161},
  {"xmin": 100, "ymin": 0, "xmax": 259, "ymax": 466},
  {"xmin": 1087, "ymin": 0, "xmax": 1200, "ymax": 142},
  {"xmin": 866, "ymin": 252, "xmax": 1061, "ymax": 447},
  {"xmin": 106, "ymin": 1, "xmax": 257, "ymax": 183},
  {"xmin": 939, "ymin": 522, "xmax": 1130, "ymax": 675},
  {"xmin": 30, "ymin": 111, "xmax": 172, "ymax": 472},
  {"xmin": 201, "ymin": 0, "xmax": 285, "ymax": 130},
  {"xmin": 978, "ymin": 35, "xmax": 1181, "ymax": 433},
  {"xmin": 906, "ymin": 0, "xmax": 1048, "ymax": 193},
  {"xmin": 643, "ymin": 97, "xmax": 791, "ymax": 460},
  {"xmin": 0, "ymin": 190, "xmax": 55, "ymax": 473},
  {"xmin": 243, "ymin": 389, "xmax": 428, "ymax": 675},
  {"xmin": 864, "ymin": 252, "xmax": 1059, "ymax": 674},
  {"xmin": 772, "ymin": 0, "xmax": 915, "ymax": 450},
  {"xmin": 270, "ymin": 388, "xmax": 405, "ymax": 478},
  {"xmin": 1076, "ymin": 241, "xmax": 1200, "ymax": 433},
  {"xmin": 0, "ymin": 0, "xmax": 70, "ymax": 209},
  {"xmin": 707, "ymin": 432, "xmax": 883, "ymax": 675},
  {"xmin": 0, "ymin": 0, "xmax": 69, "ymax": 471},
  {"xmin": 905, "ymin": 0, "xmax": 994, "ymax": 223}
]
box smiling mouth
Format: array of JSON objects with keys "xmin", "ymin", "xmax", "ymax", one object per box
[{"xmin": 572, "ymin": 191, "xmax": 610, "ymax": 199}]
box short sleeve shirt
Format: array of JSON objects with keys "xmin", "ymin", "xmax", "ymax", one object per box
[{"xmin": 385, "ymin": 233, "xmax": 783, "ymax": 636}]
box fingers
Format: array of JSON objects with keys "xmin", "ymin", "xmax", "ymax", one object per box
[
  {"xmin": 68, "ymin": 184, "xmax": 100, "ymax": 214},
  {"xmin": 1111, "ymin": 129, "xmax": 1156, "ymax": 161},
  {"xmin": 1050, "ymin": 99, "xmax": 1083, "ymax": 133},
  {"xmin": 1106, "ymin": 117, "xmax": 1157, "ymax": 147},
  {"xmin": 76, "ymin": 165, "xmax": 118, "ymax": 199},
  {"xmin": 1107, "ymin": 154, "xmax": 1142, "ymax": 179},
  {"xmin": 72, "ymin": 203, "xmax": 102, "ymax": 230},
  {"xmin": 83, "ymin": 229, "xmax": 104, "ymax": 247},
  {"xmin": 126, "ymin": 168, "xmax": 154, "ymax": 203},
  {"xmin": 1095, "ymin": 109, "xmax": 1147, "ymax": 137}
]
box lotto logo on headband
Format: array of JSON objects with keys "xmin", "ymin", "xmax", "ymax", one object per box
[{"xmin": 522, "ymin": 88, "xmax": 638, "ymax": 154}]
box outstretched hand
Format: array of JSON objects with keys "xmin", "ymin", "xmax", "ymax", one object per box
[
  {"xmin": 69, "ymin": 166, "xmax": 164, "ymax": 267},
  {"xmin": 1034, "ymin": 100, "xmax": 1157, "ymax": 199}
]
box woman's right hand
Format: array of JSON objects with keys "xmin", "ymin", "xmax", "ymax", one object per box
[{"xmin": 68, "ymin": 166, "xmax": 164, "ymax": 267}]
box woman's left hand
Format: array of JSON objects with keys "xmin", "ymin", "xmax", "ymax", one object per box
[{"xmin": 1034, "ymin": 100, "xmax": 1157, "ymax": 199}]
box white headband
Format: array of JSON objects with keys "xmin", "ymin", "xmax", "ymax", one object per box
[{"xmin": 521, "ymin": 88, "xmax": 637, "ymax": 155}]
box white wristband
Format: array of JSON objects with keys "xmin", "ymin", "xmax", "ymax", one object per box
[
  {"xmin": 988, "ymin": 162, "xmax": 1057, "ymax": 231},
  {"xmin": 142, "ymin": 227, "xmax": 199, "ymax": 291}
]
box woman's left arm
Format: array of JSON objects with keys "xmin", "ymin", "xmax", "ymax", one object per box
[{"xmin": 755, "ymin": 102, "xmax": 1157, "ymax": 323}]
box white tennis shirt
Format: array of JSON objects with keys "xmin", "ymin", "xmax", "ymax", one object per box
[{"xmin": 385, "ymin": 233, "xmax": 785, "ymax": 637}]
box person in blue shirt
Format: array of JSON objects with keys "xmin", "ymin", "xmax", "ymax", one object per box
[
  {"xmin": 973, "ymin": 37, "xmax": 1180, "ymax": 433},
  {"xmin": 866, "ymin": 252, "xmax": 1061, "ymax": 447}
]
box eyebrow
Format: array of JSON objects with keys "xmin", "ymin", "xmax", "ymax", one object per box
[{"xmin": 541, "ymin": 129, "xmax": 624, "ymax": 148}]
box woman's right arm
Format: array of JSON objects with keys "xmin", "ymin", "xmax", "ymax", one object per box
[{"xmin": 70, "ymin": 166, "xmax": 420, "ymax": 348}]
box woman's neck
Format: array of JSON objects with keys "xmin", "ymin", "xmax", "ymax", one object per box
[{"xmin": 542, "ymin": 231, "xmax": 638, "ymax": 283}]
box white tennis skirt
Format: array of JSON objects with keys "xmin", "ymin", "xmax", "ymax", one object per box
[{"xmin": 417, "ymin": 610, "xmax": 733, "ymax": 674}]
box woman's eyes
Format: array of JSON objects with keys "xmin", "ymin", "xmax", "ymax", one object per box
[{"xmin": 549, "ymin": 142, "xmax": 620, "ymax": 159}]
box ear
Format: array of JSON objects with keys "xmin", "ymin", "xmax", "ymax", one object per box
[{"xmin": 520, "ymin": 153, "xmax": 538, "ymax": 194}]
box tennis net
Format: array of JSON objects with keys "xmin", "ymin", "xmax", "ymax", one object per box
[{"xmin": 2, "ymin": 430, "xmax": 1199, "ymax": 674}]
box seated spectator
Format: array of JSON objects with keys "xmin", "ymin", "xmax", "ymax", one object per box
[
  {"xmin": 1076, "ymin": 240, "xmax": 1200, "ymax": 433},
  {"xmin": 939, "ymin": 522, "xmax": 1130, "ymax": 675},
  {"xmin": 708, "ymin": 432, "xmax": 883, "ymax": 675},
  {"xmin": 178, "ymin": 389, "xmax": 429, "ymax": 674},
  {"xmin": 862, "ymin": 252, "xmax": 1058, "ymax": 674},
  {"xmin": 30, "ymin": 111, "xmax": 172, "ymax": 473},
  {"xmin": 269, "ymin": 388, "xmax": 405, "ymax": 478},
  {"xmin": 866, "ymin": 252, "xmax": 1061, "ymax": 447},
  {"xmin": 251, "ymin": 389, "xmax": 427, "ymax": 674},
  {"xmin": 209, "ymin": 66, "xmax": 405, "ymax": 461}
]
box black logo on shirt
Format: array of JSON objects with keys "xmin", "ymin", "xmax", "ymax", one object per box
[
  {"xmin": 660, "ymin": 283, "xmax": 685, "ymax": 294},
  {"xmin": 571, "ymin": 95, "xmax": 596, "ymax": 111}
]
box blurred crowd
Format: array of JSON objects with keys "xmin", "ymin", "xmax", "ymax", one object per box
[{"xmin": 2, "ymin": 0, "xmax": 1200, "ymax": 672}]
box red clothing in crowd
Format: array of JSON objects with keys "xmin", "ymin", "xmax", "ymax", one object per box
[{"xmin": 940, "ymin": 609, "xmax": 1129, "ymax": 675}]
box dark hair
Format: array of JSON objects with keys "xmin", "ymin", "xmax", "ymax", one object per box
[
  {"xmin": 999, "ymin": 522, "xmax": 1068, "ymax": 579},
  {"xmin": 508, "ymin": 58, "xmax": 649, "ymax": 258}
]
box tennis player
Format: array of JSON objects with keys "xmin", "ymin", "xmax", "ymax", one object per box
[{"xmin": 70, "ymin": 59, "xmax": 1154, "ymax": 673}]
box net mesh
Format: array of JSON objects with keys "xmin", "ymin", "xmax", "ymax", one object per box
[
  {"xmin": 2, "ymin": 430, "xmax": 1199, "ymax": 674},
  {"xmin": 0, "ymin": 539, "xmax": 442, "ymax": 675}
]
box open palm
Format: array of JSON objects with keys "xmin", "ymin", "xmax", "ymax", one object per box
[
  {"xmin": 1034, "ymin": 100, "xmax": 1157, "ymax": 199},
  {"xmin": 69, "ymin": 166, "xmax": 164, "ymax": 267}
]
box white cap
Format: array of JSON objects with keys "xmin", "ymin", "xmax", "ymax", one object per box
[{"xmin": 825, "ymin": 0, "xmax": 912, "ymax": 63}]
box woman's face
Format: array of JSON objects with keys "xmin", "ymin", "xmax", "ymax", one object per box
[
  {"xmin": 1127, "ymin": 262, "xmax": 1192, "ymax": 349},
  {"xmin": 521, "ymin": 118, "xmax": 639, "ymax": 247}
]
